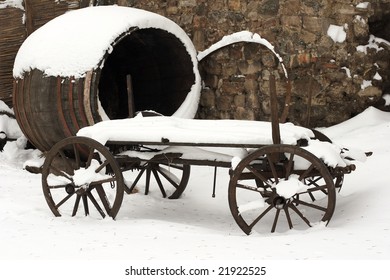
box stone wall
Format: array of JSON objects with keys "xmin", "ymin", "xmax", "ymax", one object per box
[
  {"xmin": 118, "ymin": 0, "xmax": 390, "ymax": 127},
  {"xmin": 1, "ymin": 0, "xmax": 389, "ymax": 127}
]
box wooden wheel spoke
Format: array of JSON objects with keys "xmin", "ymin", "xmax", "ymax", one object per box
[
  {"xmin": 236, "ymin": 183, "xmax": 262, "ymax": 193},
  {"xmin": 236, "ymin": 183, "xmax": 273, "ymax": 198},
  {"xmin": 86, "ymin": 191, "xmax": 106, "ymax": 218},
  {"xmin": 58, "ymin": 149, "xmax": 74, "ymax": 172},
  {"xmin": 152, "ymin": 169, "xmax": 167, "ymax": 198},
  {"xmin": 156, "ymin": 167, "xmax": 180, "ymax": 189},
  {"xmin": 95, "ymin": 159, "xmax": 110, "ymax": 173},
  {"xmin": 307, "ymin": 192, "xmax": 316, "ymax": 202},
  {"xmin": 73, "ymin": 143, "xmax": 81, "ymax": 169},
  {"xmin": 271, "ymin": 208, "xmax": 281, "ymax": 233},
  {"xmin": 160, "ymin": 163, "xmax": 184, "ymax": 171},
  {"xmin": 285, "ymin": 153, "xmax": 295, "ymax": 179},
  {"xmin": 90, "ymin": 177, "xmax": 117, "ymax": 186},
  {"xmin": 284, "ymin": 207, "xmax": 293, "ymax": 229},
  {"xmin": 298, "ymin": 184, "xmax": 328, "ymax": 196},
  {"xmin": 48, "ymin": 184, "xmax": 68, "ymax": 190},
  {"xmin": 82, "ymin": 195, "xmax": 89, "ymax": 216},
  {"xmin": 292, "ymin": 198, "xmax": 327, "ymax": 212},
  {"xmin": 266, "ymin": 154, "xmax": 279, "ymax": 184},
  {"xmin": 49, "ymin": 165, "xmax": 74, "ymax": 183},
  {"xmin": 306, "ymin": 176, "xmax": 322, "ymax": 187},
  {"xmin": 289, "ymin": 203, "xmax": 311, "ymax": 227},
  {"xmin": 85, "ymin": 147, "xmax": 95, "ymax": 168},
  {"xmin": 299, "ymin": 163, "xmax": 315, "ymax": 181},
  {"xmin": 248, "ymin": 205, "xmax": 273, "ymax": 230},
  {"xmin": 127, "ymin": 168, "xmax": 145, "ymax": 193},
  {"xmin": 246, "ymin": 166, "xmax": 273, "ymax": 188},
  {"xmin": 145, "ymin": 168, "xmax": 151, "ymax": 195},
  {"xmin": 72, "ymin": 194, "xmax": 81, "ymax": 216},
  {"xmin": 55, "ymin": 192, "xmax": 74, "ymax": 209},
  {"xmin": 95, "ymin": 185, "xmax": 112, "ymax": 214}
]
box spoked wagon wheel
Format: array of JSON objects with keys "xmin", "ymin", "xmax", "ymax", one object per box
[
  {"xmin": 42, "ymin": 136, "xmax": 124, "ymax": 219},
  {"xmin": 124, "ymin": 162, "xmax": 190, "ymax": 199},
  {"xmin": 228, "ymin": 144, "xmax": 336, "ymax": 235}
]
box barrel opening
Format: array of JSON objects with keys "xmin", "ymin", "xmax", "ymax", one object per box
[{"xmin": 98, "ymin": 28, "xmax": 195, "ymax": 119}]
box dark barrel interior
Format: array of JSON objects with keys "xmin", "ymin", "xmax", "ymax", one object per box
[
  {"xmin": 13, "ymin": 27, "xmax": 197, "ymax": 152},
  {"xmin": 98, "ymin": 28, "xmax": 195, "ymax": 119}
]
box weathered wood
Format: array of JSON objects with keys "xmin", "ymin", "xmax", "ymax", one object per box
[
  {"xmin": 13, "ymin": 70, "xmax": 92, "ymax": 151},
  {"xmin": 269, "ymin": 74, "xmax": 281, "ymax": 145},
  {"xmin": 126, "ymin": 74, "xmax": 135, "ymax": 117},
  {"xmin": 11, "ymin": 16, "xmax": 198, "ymax": 152}
]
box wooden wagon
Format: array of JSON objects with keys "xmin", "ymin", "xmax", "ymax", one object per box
[
  {"xmin": 12, "ymin": 6, "xmax": 362, "ymax": 234},
  {"xmin": 39, "ymin": 72, "xmax": 359, "ymax": 234}
]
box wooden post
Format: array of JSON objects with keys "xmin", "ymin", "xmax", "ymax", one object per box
[
  {"xmin": 280, "ymin": 79, "xmax": 291, "ymax": 123},
  {"xmin": 270, "ymin": 74, "xmax": 281, "ymax": 145},
  {"xmin": 305, "ymin": 64, "xmax": 316, "ymax": 127},
  {"xmin": 24, "ymin": 0, "xmax": 34, "ymax": 36},
  {"xmin": 126, "ymin": 74, "xmax": 135, "ymax": 117}
]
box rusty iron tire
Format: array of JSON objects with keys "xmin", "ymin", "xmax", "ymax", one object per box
[
  {"xmin": 124, "ymin": 162, "xmax": 190, "ymax": 199},
  {"xmin": 228, "ymin": 144, "xmax": 336, "ymax": 235},
  {"xmin": 42, "ymin": 136, "xmax": 124, "ymax": 219}
]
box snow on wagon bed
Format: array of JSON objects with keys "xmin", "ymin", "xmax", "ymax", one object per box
[{"xmin": 77, "ymin": 115, "xmax": 361, "ymax": 168}]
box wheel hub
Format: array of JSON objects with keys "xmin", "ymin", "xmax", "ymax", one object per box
[
  {"xmin": 273, "ymin": 196, "xmax": 286, "ymax": 209},
  {"xmin": 65, "ymin": 184, "xmax": 75, "ymax": 194}
]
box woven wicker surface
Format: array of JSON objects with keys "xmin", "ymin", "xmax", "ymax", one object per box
[
  {"xmin": 0, "ymin": 7, "xmax": 26, "ymax": 105},
  {"xmin": 0, "ymin": 1, "xmax": 83, "ymax": 106}
]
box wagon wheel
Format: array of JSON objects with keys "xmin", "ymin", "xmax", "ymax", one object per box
[
  {"xmin": 311, "ymin": 129, "xmax": 344, "ymax": 190},
  {"xmin": 42, "ymin": 136, "xmax": 124, "ymax": 219},
  {"xmin": 228, "ymin": 144, "xmax": 336, "ymax": 235},
  {"xmin": 123, "ymin": 162, "xmax": 190, "ymax": 199}
]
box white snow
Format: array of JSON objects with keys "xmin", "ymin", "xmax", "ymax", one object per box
[
  {"xmin": 77, "ymin": 116, "xmax": 314, "ymax": 148},
  {"xmin": 0, "ymin": 105, "xmax": 390, "ymax": 260},
  {"xmin": 13, "ymin": 6, "xmax": 197, "ymax": 79},
  {"xmin": 72, "ymin": 159, "xmax": 112, "ymax": 188},
  {"xmin": 303, "ymin": 140, "xmax": 347, "ymax": 168},
  {"xmin": 356, "ymin": 2, "xmax": 370, "ymax": 9},
  {"xmin": 0, "ymin": 101, "xmax": 389, "ymax": 277},
  {"xmin": 357, "ymin": 35, "xmax": 390, "ymax": 54},
  {"xmin": 197, "ymin": 31, "xmax": 288, "ymax": 78},
  {"xmin": 1, "ymin": 5, "xmax": 390, "ymax": 274},
  {"xmin": 341, "ymin": 66, "xmax": 352, "ymax": 78},
  {"xmin": 238, "ymin": 199, "xmax": 265, "ymax": 213},
  {"xmin": 77, "ymin": 115, "xmax": 358, "ymax": 169},
  {"xmin": 275, "ymin": 174, "xmax": 308, "ymax": 199},
  {"xmin": 382, "ymin": 94, "xmax": 390, "ymax": 106},
  {"xmin": 361, "ymin": 79, "xmax": 372, "ymax": 90},
  {"xmin": 0, "ymin": 101, "xmax": 24, "ymax": 140},
  {"xmin": 354, "ymin": 15, "xmax": 366, "ymax": 24},
  {"xmin": 373, "ymin": 72, "xmax": 382, "ymax": 80},
  {"xmin": 327, "ymin": 24, "xmax": 347, "ymax": 43},
  {"xmin": 0, "ymin": 0, "xmax": 24, "ymax": 10}
]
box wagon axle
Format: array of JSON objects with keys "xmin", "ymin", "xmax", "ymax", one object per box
[
  {"xmin": 65, "ymin": 184, "xmax": 75, "ymax": 195},
  {"xmin": 272, "ymin": 196, "xmax": 287, "ymax": 210}
]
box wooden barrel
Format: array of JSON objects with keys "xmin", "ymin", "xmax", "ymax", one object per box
[{"xmin": 12, "ymin": 7, "xmax": 201, "ymax": 152}]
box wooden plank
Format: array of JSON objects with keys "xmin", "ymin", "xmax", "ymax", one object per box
[{"xmin": 107, "ymin": 140, "xmax": 266, "ymax": 149}]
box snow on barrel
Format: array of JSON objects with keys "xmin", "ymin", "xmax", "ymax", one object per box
[{"xmin": 12, "ymin": 6, "xmax": 201, "ymax": 152}]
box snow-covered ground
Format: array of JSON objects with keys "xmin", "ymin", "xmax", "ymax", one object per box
[
  {"xmin": 0, "ymin": 105, "xmax": 389, "ymax": 275},
  {"xmin": 2, "ymin": 4, "xmax": 390, "ymax": 278}
]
